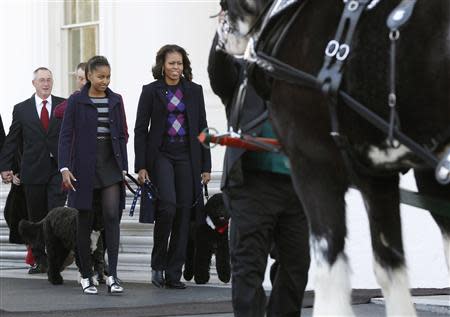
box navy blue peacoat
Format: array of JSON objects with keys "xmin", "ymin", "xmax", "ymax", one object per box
[
  {"xmin": 58, "ymin": 84, "xmax": 129, "ymax": 211},
  {"xmin": 134, "ymin": 78, "xmax": 212, "ymax": 224}
]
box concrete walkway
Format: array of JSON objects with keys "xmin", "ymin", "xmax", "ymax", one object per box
[{"xmin": 1, "ymin": 266, "xmax": 448, "ymax": 316}]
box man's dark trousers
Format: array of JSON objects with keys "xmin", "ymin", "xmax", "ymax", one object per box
[
  {"xmin": 23, "ymin": 164, "xmax": 66, "ymax": 265},
  {"xmin": 225, "ymin": 171, "xmax": 310, "ymax": 317}
]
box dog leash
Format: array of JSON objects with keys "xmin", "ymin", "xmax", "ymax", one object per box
[
  {"xmin": 125, "ymin": 173, "xmax": 209, "ymax": 216},
  {"xmin": 125, "ymin": 173, "xmax": 158, "ymax": 217},
  {"xmin": 204, "ymin": 183, "xmax": 209, "ymax": 201},
  {"xmin": 191, "ymin": 183, "xmax": 208, "ymax": 208},
  {"xmin": 129, "ymin": 180, "xmax": 157, "ymax": 217}
]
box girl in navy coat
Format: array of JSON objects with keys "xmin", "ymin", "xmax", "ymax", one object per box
[
  {"xmin": 134, "ymin": 45, "xmax": 211, "ymax": 289},
  {"xmin": 59, "ymin": 56, "xmax": 128, "ymax": 295}
]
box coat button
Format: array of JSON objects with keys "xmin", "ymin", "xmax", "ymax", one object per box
[
  {"xmin": 116, "ymin": 153, "xmax": 120, "ymax": 157},
  {"xmin": 113, "ymin": 136, "xmax": 117, "ymax": 140},
  {"xmin": 110, "ymin": 119, "xmax": 114, "ymax": 123}
]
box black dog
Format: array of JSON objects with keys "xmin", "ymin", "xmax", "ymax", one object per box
[
  {"xmin": 184, "ymin": 193, "xmax": 231, "ymax": 284},
  {"xmin": 18, "ymin": 207, "xmax": 103, "ymax": 285}
]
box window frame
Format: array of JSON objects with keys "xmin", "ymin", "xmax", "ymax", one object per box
[{"xmin": 61, "ymin": 1, "xmax": 99, "ymax": 95}]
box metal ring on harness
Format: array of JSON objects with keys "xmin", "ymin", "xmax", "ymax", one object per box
[
  {"xmin": 325, "ymin": 40, "xmax": 340, "ymax": 57},
  {"xmin": 389, "ymin": 29, "xmax": 400, "ymax": 41},
  {"xmin": 347, "ymin": 0, "xmax": 359, "ymax": 12},
  {"xmin": 336, "ymin": 44, "xmax": 350, "ymax": 61}
]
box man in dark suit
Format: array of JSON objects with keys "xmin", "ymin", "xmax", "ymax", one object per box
[
  {"xmin": 208, "ymin": 28, "xmax": 310, "ymax": 316},
  {"xmin": 0, "ymin": 67, "xmax": 67, "ymax": 274}
]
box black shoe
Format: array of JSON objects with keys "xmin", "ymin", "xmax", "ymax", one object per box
[
  {"xmin": 28, "ymin": 264, "xmax": 47, "ymax": 274},
  {"xmin": 165, "ymin": 281, "xmax": 186, "ymax": 289},
  {"xmin": 151, "ymin": 270, "xmax": 165, "ymax": 288}
]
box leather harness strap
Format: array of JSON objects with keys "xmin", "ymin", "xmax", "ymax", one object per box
[{"xmin": 242, "ymin": 0, "xmax": 450, "ymax": 184}]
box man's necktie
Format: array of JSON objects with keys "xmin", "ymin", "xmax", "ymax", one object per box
[{"xmin": 41, "ymin": 100, "xmax": 49, "ymax": 132}]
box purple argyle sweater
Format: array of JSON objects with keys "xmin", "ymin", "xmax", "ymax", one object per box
[{"xmin": 165, "ymin": 86, "xmax": 188, "ymax": 142}]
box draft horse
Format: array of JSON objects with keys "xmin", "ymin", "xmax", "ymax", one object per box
[{"xmin": 219, "ymin": 0, "xmax": 450, "ymax": 315}]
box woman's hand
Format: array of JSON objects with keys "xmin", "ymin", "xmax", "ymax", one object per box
[
  {"xmin": 201, "ymin": 172, "xmax": 211, "ymax": 185},
  {"xmin": 12, "ymin": 174, "xmax": 21, "ymax": 186},
  {"xmin": 138, "ymin": 169, "xmax": 149, "ymax": 185},
  {"xmin": 62, "ymin": 170, "xmax": 77, "ymax": 191}
]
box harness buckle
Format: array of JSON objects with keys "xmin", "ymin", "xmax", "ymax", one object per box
[{"xmin": 388, "ymin": 93, "xmax": 396, "ymax": 108}]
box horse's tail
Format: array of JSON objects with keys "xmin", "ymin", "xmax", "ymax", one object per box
[{"xmin": 18, "ymin": 219, "xmax": 43, "ymax": 244}]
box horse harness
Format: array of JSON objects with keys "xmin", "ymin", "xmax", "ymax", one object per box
[{"xmin": 231, "ymin": 0, "xmax": 450, "ymax": 185}]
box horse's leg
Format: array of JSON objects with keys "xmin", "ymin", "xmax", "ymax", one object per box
[
  {"xmin": 414, "ymin": 168, "xmax": 450, "ymax": 272},
  {"xmin": 359, "ymin": 175, "xmax": 416, "ymax": 317},
  {"xmin": 289, "ymin": 158, "xmax": 354, "ymax": 316}
]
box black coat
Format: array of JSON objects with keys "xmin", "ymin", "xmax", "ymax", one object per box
[
  {"xmin": 0, "ymin": 95, "xmax": 65, "ymax": 184},
  {"xmin": 4, "ymin": 183, "xmax": 27, "ymax": 244},
  {"xmin": 134, "ymin": 78, "xmax": 211, "ymax": 224},
  {"xmin": 0, "ymin": 114, "xmax": 27, "ymax": 244},
  {"xmin": 208, "ymin": 35, "xmax": 267, "ymax": 189},
  {"xmin": 59, "ymin": 84, "xmax": 129, "ymax": 210}
]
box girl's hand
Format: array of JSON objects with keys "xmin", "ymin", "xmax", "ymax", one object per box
[
  {"xmin": 62, "ymin": 170, "xmax": 77, "ymax": 191},
  {"xmin": 201, "ymin": 172, "xmax": 211, "ymax": 185}
]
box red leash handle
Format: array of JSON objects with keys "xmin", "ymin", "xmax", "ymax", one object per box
[{"xmin": 198, "ymin": 132, "xmax": 281, "ymax": 152}]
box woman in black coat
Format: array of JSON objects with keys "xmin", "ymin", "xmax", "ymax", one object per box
[{"xmin": 134, "ymin": 45, "xmax": 211, "ymax": 289}]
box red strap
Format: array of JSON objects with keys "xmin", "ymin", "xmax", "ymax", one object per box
[
  {"xmin": 25, "ymin": 245, "xmax": 35, "ymax": 266},
  {"xmin": 216, "ymin": 222, "xmax": 229, "ymax": 234}
]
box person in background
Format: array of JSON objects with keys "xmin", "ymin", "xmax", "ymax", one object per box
[
  {"xmin": 1, "ymin": 112, "xmax": 28, "ymax": 247},
  {"xmin": 134, "ymin": 44, "xmax": 211, "ymax": 290},
  {"xmin": 0, "ymin": 114, "xmax": 5, "ymax": 149},
  {"xmin": 54, "ymin": 62, "xmax": 87, "ymax": 118},
  {"xmin": 59, "ymin": 55, "xmax": 128, "ymax": 295},
  {"xmin": 208, "ymin": 20, "xmax": 310, "ymax": 317},
  {"xmin": 0, "ymin": 67, "xmax": 67, "ymax": 274}
]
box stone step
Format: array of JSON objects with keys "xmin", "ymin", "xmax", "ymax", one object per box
[
  {"xmin": 0, "ymin": 173, "xmax": 224, "ymax": 272},
  {"xmin": 0, "ymin": 218, "xmax": 153, "ymax": 230}
]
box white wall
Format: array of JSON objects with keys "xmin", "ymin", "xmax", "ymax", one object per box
[
  {"xmin": 0, "ymin": 0, "xmax": 448, "ymax": 290},
  {"xmin": 0, "ymin": 0, "xmax": 52, "ymax": 130}
]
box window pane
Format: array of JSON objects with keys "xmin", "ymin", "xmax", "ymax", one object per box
[
  {"xmin": 64, "ymin": 0, "xmax": 99, "ymax": 92},
  {"xmin": 78, "ymin": 0, "xmax": 93, "ymax": 24},
  {"xmin": 64, "ymin": 0, "xmax": 76, "ymax": 24},
  {"xmin": 81, "ymin": 26, "xmax": 97, "ymax": 63},
  {"xmin": 93, "ymin": 0, "xmax": 99, "ymax": 21},
  {"xmin": 64, "ymin": 0, "xmax": 98, "ymax": 24}
]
